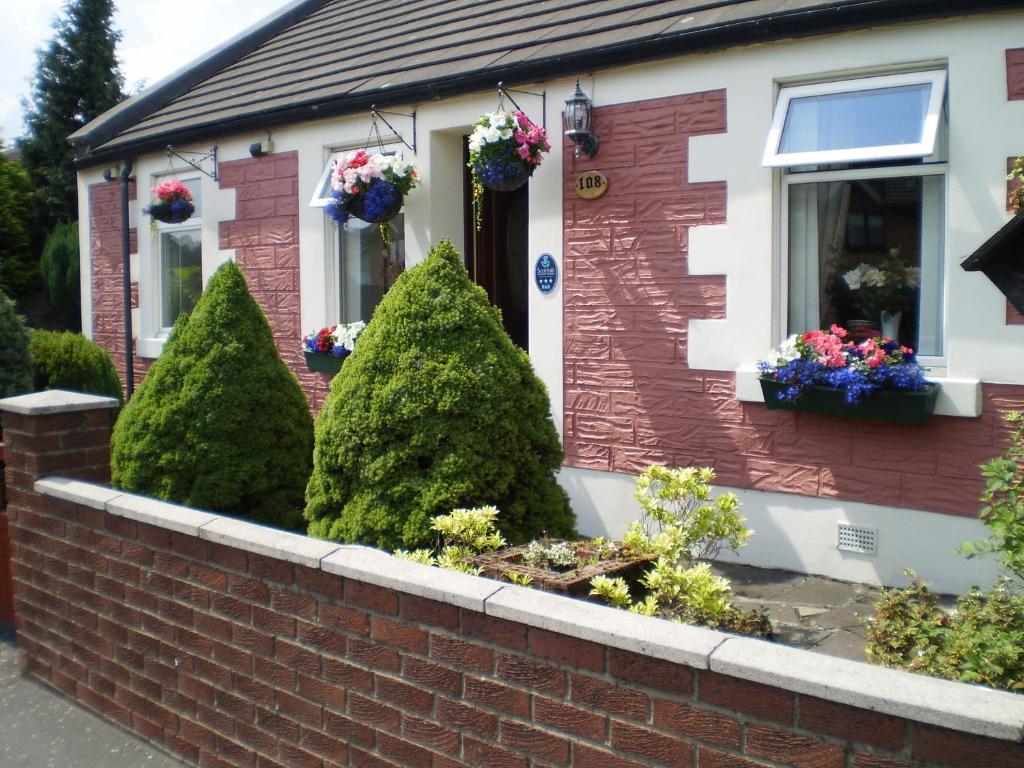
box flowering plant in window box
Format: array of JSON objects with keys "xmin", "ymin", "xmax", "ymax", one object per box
[
  {"xmin": 143, "ymin": 179, "xmax": 194, "ymax": 224},
  {"xmin": 758, "ymin": 325, "xmax": 939, "ymax": 424},
  {"xmin": 325, "ymin": 150, "xmax": 418, "ymax": 243},
  {"xmin": 468, "ymin": 110, "xmax": 549, "ymax": 229},
  {"xmin": 301, "ymin": 321, "xmax": 366, "ymax": 374}
]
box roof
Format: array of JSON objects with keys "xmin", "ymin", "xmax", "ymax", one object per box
[
  {"xmin": 72, "ymin": 0, "xmax": 1023, "ymax": 165},
  {"xmin": 961, "ymin": 210, "xmax": 1024, "ymax": 313}
]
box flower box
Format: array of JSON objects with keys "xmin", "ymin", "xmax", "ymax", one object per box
[
  {"xmin": 303, "ymin": 349, "xmax": 349, "ymax": 374},
  {"xmin": 759, "ymin": 376, "xmax": 940, "ymax": 425},
  {"xmin": 469, "ymin": 541, "xmax": 652, "ymax": 596}
]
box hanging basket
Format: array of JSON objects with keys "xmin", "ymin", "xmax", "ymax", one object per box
[
  {"xmin": 758, "ymin": 377, "xmax": 940, "ymax": 425},
  {"xmin": 344, "ymin": 179, "xmax": 405, "ymax": 224},
  {"xmin": 471, "ymin": 153, "xmax": 534, "ymax": 192},
  {"xmin": 143, "ymin": 198, "xmax": 195, "ymax": 224}
]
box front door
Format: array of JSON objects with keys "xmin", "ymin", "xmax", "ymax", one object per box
[{"xmin": 463, "ymin": 141, "xmax": 529, "ymax": 351}]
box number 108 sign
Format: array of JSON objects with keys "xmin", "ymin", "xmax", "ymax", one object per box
[{"xmin": 575, "ymin": 171, "xmax": 608, "ymax": 200}]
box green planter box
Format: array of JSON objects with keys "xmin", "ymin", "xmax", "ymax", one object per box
[
  {"xmin": 758, "ymin": 377, "xmax": 941, "ymax": 425},
  {"xmin": 303, "ymin": 350, "xmax": 349, "ymax": 374}
]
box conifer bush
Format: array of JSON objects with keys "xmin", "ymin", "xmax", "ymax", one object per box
[
  {"xmin": 111, "ymin": 261, "xmax": 312, "ymax": 529},
  {"xmin": 306, "ymin": 239, "xmax": 574, "ymax": 549},
  {"xmin": 0, "ymin": 289, "xmax": 32, "ymax": 399},
  {"xmin": 29, "ymin": 330, "xmax": 122, "ymax": 403}
]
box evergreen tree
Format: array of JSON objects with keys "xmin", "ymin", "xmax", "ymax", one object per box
[
  {"xmin": 0, "ymin": 142, "xmax": 36, "ymax": 299},
  {"xmin": 306, "ymin": 239, "xmax": 575, "ymax": 550},
  {"xmin": 40, "ymin": 220, "xmax": 80, "ymax": 330},
  {"xmin": 20, "ymin": 0, "xmax": 125, "ymax": 229},
  {"xmin": 111, "ymin": 262, "xmax": 313, "ymax": 530},
  {"xmin": 0, "ymin": 289, "xmax": 33, "ymax": 399}
]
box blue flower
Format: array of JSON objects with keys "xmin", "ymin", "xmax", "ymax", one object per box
[
  {"xmin": 363, "ymin": 180, "xmax": 400, "ymax": 223},
  {"xmin": 325, "ymin": 194, "xmax": 350, "ymax": 226}
]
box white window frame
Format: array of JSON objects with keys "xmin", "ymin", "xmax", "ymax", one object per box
[
  {"xmin": 763, "ymin": 70, "xmax": 947, "ymax": 167},
  {"xmin": 152, "ymin": 177, "xmax": 202, "ymax": 334},
  {"xmin": 779, "ymin": 163, "xmax": 948, "ymax": 368},
  {"xmin": 309, "ymin": 151, "xmax": 343, "ymax": 208}
]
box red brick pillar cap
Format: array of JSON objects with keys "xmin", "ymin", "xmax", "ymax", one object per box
[{"xmin": 0, "ymin": 390, "xmax": 120, "ymax": 416}]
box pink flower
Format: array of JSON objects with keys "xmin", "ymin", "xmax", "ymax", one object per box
[
  {"xmin": 830, "ymin": 324, "xmax": 848, "ymax": 339},
  {"xmin": 152, "ymin": 179, "xmax": 191, "ymax": 200},
  {"xmin": 516, "ymin": 144, "xmax": 531, "ymax": 160}
]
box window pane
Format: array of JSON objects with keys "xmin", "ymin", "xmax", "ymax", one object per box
[
  {"xmin": 160, "ymin": 230, "xmax": 202, "ymax": 328},
  {"xmin": 779, "ymin": 83, "xmax": 931, "ymax": 155},
  {"xmin": 339, "ymin": 214, "xmax": 405, "ymax": 323},
  {"xmin": 787, "ymin": 176, "xmax": 944, "ymax": 357}
]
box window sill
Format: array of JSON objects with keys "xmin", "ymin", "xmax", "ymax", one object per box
[
  {"xmin": 734, "ymin": 366, "xmax": 982, "ymax": 418},
  {"xmin": 136, "ymin": 336, "xmax": 167, "ymax": 359}
]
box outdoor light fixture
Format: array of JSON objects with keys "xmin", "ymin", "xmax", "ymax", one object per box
[{"xmin": 563, "ymin": 79, "xmax": 599, "ymax": 158}]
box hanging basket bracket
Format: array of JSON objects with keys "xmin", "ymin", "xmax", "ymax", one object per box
[
  {"xmin": 166, "ymin": 145, "xmax": 219, "ymax": 181},
  {"xmin": 368, "ymin": 107, "xmax": 416, "ymax": 154},
  {"xmin": 497, "ymin": 82, "xmax": 547, "ymax": 129}
]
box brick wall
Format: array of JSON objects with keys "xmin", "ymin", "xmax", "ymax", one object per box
[
  {"xmin": 218, "ymin": 151, "xmax": 332, "ymax": 411},
  {"xmin": 88, "ymin": 180, "xmax": 151, "ymax": 394},
  {"xmin": 562, "ymin": 90, "xmax": 1024, "ymax": 518},
  {"xmin": 1007, "ymin": 48, "xmax": 1024, "ymax": 100},
  {"xmin": 3, "ymin": 395, "xmax": 1024, "ymax": 768}
]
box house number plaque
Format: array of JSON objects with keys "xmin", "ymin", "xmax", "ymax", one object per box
[{"xmin": 575, "ymin": 171, "xmax": 608, "ymax": 200}]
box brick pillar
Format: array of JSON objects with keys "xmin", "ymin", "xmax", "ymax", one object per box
[{"xmin": 0, "ymin": 390, "xmax": 118, "ymax": 626}]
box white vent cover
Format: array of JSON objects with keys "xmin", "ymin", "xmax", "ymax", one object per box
[{"xmin": 837, "ymin": 523, "xmax": 877, "ymax": 555}]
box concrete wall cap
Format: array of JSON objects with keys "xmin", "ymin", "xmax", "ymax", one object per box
[
  {"xmin": 321, "ymin": 547, "xmax": 503, "ymax": 612},
  {"xmin": 34, "ymin": 477, "xmax": 123, "ymax": 510},
  {"xmin": 484, "ymin": 583, "xmax": 725, "ymax": 670},
  {"xmin": 105, "ymin": 492, "xmax": 219, "ymax": 536},
  {"xmin": 198, "ymin": 517, "xmax": 341, "ymax": 568},
  {"xmin": 0, "ymin": 390, "xmax": 119, "ymax": 415},
  {"xmin": 710, "ymin": 636, "xmax": 1024, "ymax": 742}
]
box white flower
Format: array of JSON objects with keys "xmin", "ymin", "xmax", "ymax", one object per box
[{"xmin": 777, "ymin": 334, "xmax": 801, "ymax": 361}]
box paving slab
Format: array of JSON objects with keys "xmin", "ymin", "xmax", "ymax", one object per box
[{"xmin": 0, "ymin": 625, "xmax": 187, "ymax": 768}]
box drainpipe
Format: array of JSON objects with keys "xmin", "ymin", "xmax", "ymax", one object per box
[{"xmin": 120, "ymin": 159, "xmax": 135, "ymax": 399}]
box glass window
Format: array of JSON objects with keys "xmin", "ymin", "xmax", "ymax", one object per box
[
  {"xmin": 764, "ymin": 71, "xmax": 946, "ymax": 167},
  {"xmin": 339, "ymin": 215, "xmax": 405, "ymax": 323},
  {"xmin": 160, "ymin": 229, "xmax": 203, "ymax": 329},
  {"xmin": 309, "ymin": 151, "xmax": 343, "ymax": 208},
  {"xmin": 786, "ymin": 174, "xmax": 944, "ymax": 357}
]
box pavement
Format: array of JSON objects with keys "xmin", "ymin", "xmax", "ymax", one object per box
[
  {"xmin": 710, "ymin": 561, "xmax": 888, "ymax": 661},
  {"xmin": 0, "ymin": 623, "xmax": 186, "ymax": 768}
]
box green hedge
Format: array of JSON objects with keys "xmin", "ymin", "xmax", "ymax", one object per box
[
  {"xmin": 306, "ymin": 239, "xmax": 575, "ymax": 549},
  {"xmin": 29, "ymin": 330, "xmax": 122, "ymax": 402},
  {"xmin": 0, "ymin": 289, "xmax": 32, "ymax": 399},
  {"xmin": 111, "ymin": 261, "xmax": 313, "ymax": 530}
]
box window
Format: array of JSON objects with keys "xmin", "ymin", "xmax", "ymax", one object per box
[
  {"xmin": 769, "ymin": 71, "xmax": 947, "ymax": 360},
  {"xmin": 309, "ymin": 151, "xmax": 343, "ymax": 208},
  {"xmin": 763, "ymin": 71, "xmax": 946, "ymax": 167},
  {"xmin": 155, "ymin": 178, "xmax": 202, "ymax": 331},
  {"xmin": 338, "ymin": 216, "xmax": 405, "ymax": 323}
]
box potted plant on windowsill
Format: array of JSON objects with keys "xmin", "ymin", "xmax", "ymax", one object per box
[
  {"xmin": 758, "ymin": 325, "xmax": 940, "ymax": 425},
  {"xmin": 324, "ymin": 150, "xmax": 418, "ymax": 245},
  {"xmin": 301, "ymin": 321, "xmax": 366, "ymax": 374}
]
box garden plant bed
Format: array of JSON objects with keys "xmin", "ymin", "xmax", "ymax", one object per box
[
  {"xmin": 759, "ymin": 376, "xmax": 940, "ymax": 424},
  {"xmin": 470, "ymin": 540, "xmax": 653, "ymax": 596}
]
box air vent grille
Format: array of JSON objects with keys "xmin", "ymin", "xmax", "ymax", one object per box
[{"xmin": 837, "ymin": 523, "xmax": 877, "ymax": 555}]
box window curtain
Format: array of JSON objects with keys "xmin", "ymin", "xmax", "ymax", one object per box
[{"xmin": 788, "ymin": 181, "xmax": 850, "ymax": 333}]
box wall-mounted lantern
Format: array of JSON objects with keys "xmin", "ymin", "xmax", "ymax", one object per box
[{"xmin": 563, "ymin": 79, "xmax": 599, "ymax": 159}]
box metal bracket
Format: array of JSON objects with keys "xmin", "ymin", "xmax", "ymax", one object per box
[
  {"xmin": 497, "ymin": 82, "xmax": 547, "ymax": 129},
  {"xmin": 166, "ymin": 145, "xmax": 218, "ymax": 181},
  {"xmin": 368, "ymin": 107, "xmax": 416, "ymax": 154}
]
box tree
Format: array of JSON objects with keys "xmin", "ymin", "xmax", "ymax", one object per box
[
  {"xmin": 40, "ymin": 220, "xmax": 80, "ymax": 330},
  {"xmin": 0, "ymin": 289, "xmax": 33, "ymax": 399},
  {"xmin": 29, "ymin": 330, "xmax": 121, "ymax": 403},
  {"xmin": 305, "ymin": 239, "xmax": 575, "ymax": 550},
  {"xmin": 20, "ymin": 0, "xmax": 125, "ymax": 229},
  {"xmin": 0, "ymin": 142, "xmax": 37, "ymax": 299},
  {"xmin": 111, "ymin": 262, "xmax": 313, "ymax": 530}
]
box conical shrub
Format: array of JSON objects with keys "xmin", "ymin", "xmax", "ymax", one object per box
[
  {"xmin": 0, "ymin": 288, "xmax": 32, "ymax": 399},
  {"xmin": 306, "ymin": 238, "xmax": 575, "ymax": 549},
  {"xmin": 111, "ymin": 261, "xmax": 312, "ymax": 529}
]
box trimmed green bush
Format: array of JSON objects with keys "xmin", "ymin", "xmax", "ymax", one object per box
[
  {"xmin": 306, "ymin": 238, "xmax": 575, "ymax": 549},
  {"xmin": 111, "ymin": 261, "xmax": 312, "ymax": 530},
  {"xmin": 0, "ymin": 288, "xmax": 32, "ymax": 398},
  {"xmin": 29, "ymin": 330, "xmax": 122, "ymax": 403},
  {"xmin": 40, "ymin": 220, "xmax": 81, "ymax": 330}
]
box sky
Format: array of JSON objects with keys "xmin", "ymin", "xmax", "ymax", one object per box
[{"xmin": 1, "ymin": 0, "xmax": 286, "ymax": 142}]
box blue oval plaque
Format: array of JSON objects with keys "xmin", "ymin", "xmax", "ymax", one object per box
[{"xmin": 534, "ymin": 253, "xmax": 558, "ymax": 294}]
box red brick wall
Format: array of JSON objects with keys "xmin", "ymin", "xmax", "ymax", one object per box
[
  {"xmin": 1007, "ymin": 48, "xmax": 1024, "ymax": 100},
  {"xmin": 218, "ymin": 152, "xmax": 332, "ymax": 411},
  {"xmin": 4, "ymin": 409, "xmax": 1023, "ymax": 768},
  {"xmin": 88, "ymin": 180, "xmax": 151, "ymax": 394},
  {"xmin": 562, "ymin": 90, "xmax": 1024, "ymax": 518}
]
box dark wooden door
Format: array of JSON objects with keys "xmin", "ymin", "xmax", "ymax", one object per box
[{"xmin": 464, "ymin": 142, "xmax": 530, "ymax": 351}]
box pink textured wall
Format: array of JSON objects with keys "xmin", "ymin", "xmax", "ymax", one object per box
[
  {"xmin": 562, "ymin": 90, "xmax": 1024, "ymax": 518},
  {"xmin": 88, "ymin": 180, "xmax": 152, "ymax": 396},
  {"xmin": 218, "ymin": 151, "xmax": 331, "ymax": 411},
  {"xmin": 1007, "ymin": 48, "xmax": 1024, "ymax": 100}
]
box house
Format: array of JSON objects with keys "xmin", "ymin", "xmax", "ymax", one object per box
[{"xmin": 71, "ymin": 0, "xmax": 1024, "ymax": 594}]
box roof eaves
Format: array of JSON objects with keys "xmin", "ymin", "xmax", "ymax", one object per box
[{"xmin": 69, "ymin": 0, "xmax": 332, "ymax": 159}]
